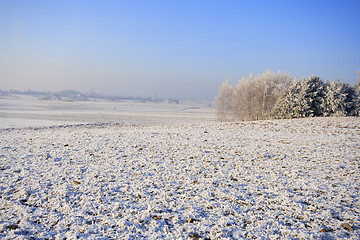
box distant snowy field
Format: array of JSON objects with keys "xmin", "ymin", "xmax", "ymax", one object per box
[
  {"xmin": 0, "ymin": 95, "xmax": 359, "ymax": 239},
  {"xmin": 0, "ymin": 95, "xmax": 215, "ymax": 129}
]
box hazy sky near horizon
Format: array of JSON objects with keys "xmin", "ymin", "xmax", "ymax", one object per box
[{"xmin": 1, "ymin": 0, "xmax": 359, "ymax": 99}]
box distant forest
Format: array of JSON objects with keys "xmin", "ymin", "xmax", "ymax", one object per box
[{"xmin": 215, "ymin": 71, "xmax": 360, "ymax": 121}]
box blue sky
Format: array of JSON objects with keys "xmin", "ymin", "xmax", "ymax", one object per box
[{"xmin": 1, "ymin": 0, "xmax": 359, "ymax": 99}]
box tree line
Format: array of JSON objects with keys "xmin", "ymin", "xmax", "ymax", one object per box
[{"xmin": 215, "ymin": 70, "xmax": 360, "ymax": 121}]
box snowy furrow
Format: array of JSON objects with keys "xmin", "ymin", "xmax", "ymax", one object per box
[{"xmin": 0, "ymin": 117, "xmax": 359, "ymax": 239}]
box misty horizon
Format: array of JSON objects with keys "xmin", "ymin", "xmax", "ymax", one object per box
[{"xmin": 0, "ymin": 87, "xmax": 212, "ymax": 101}]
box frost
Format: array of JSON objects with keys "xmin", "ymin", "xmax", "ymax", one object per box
[{"xmin": 1, "ymin": 117, "xmax": 359, "ymax": 239}]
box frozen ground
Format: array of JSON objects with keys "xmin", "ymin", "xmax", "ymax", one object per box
[{"xmin": 0, "ymin": 96, "xmax": 359, "ymax": 239}]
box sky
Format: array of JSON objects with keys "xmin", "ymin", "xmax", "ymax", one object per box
[{"xmin": 1, "ymin": 0, "xmax": 359, "ymax": 100}]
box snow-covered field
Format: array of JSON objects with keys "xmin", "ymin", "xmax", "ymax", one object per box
[
  {"xmin": 1, "ymin": 96, "xmax": 359, "ymax": 239},
  {"xmin": 0, "ymin": 95, "xmax": 214, "ymax": 129}
]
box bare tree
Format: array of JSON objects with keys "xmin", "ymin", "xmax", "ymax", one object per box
[
  {"xmin": 215, "ymin": 71, "xmax": 294, "ymax": 121},
  {"xmin": 232, "ymin": 71, "xmax": 293, "ymax": 121},
  {"xmin": 215, "ymin": 80, "xmax": 234, "ymax": 121}
]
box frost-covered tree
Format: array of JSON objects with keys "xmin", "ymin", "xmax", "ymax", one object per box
[
  {"xmin": 272, "ymin": 74, "xmax": 360, "ymax": 119},
  {"xmin": 353, "ymin": 72, "xmax": 360, "ymax": 116},
  {"xmin": 233, "ymin": 70, "xmax": 293, "ymax": 120},
  {"xmin": 259, "ymin": 71, "xmax": 295, "ymax": 117},
  {"xmin": 232, "ymin": 74, "xmax": 256, "ymax": 121},
  {"xmin": 272, "ymin": 75, "xmax": 326, "ymax": 118},
  {"xmin": 271, "ymin": 80, "xmax": 301, "ymax": 118},
  {"xmin": 322, "ymin": 80, "xmax": 358, "ymax": 116},
  {"xmin": 215, "ymin": 70, "xmax": 293, "ymax": 121},
  {"xmin": 322, "ymin": 80, "xmax": 348, "ymax": 116},
  {"xmin": 344, "ymin": 85, "xmax": 358, "ymax": 116},
  {"xmin": 216, "ymin": 72, "xmax": 360, "ymax": 121},
  {"xmin": 215, "ymin": 80, "xmax": 235, "ymax": 121},
  {"xmin": 301, "ymin": 75, "xmax": 326, "ymax": 117},
  {"xmin": 356, "ymin": 71, "xmax": 360, "ymax": 89}
]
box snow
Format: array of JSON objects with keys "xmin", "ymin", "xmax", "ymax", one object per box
[
  {"xmin": 0, "ymin": 95, "xmax": 214, "ymax": 129},
  {"xmin": 0, "ymin": 96, "xmax": 359, "ymax": 239}
]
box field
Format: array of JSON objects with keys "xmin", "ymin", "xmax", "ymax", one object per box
[{"xmin": 0, "ymin": 95, "xmax": 359, "ymax": 239}]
